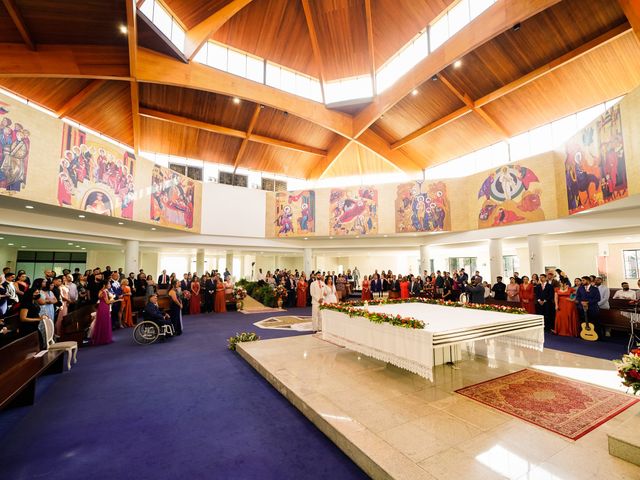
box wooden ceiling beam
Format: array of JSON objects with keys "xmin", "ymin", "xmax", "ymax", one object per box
[
  {"xmin": 392, "ymin": 22, "xmax": 631, "ymax": 150},
  {"xmin": 136, "ymin": 47, "xmax": 353, "ymax": 137},
  {"xmin": 307, "ymin": 137, "xmax": 352, "ymax": 180},
  {"xmin": 233, "ymin": 104, "xmax": 261, "ymax": 171},
  {"xmin": 184, "ymin": 0, "xmax": 254, "ymax": 61},
  {"xmin": 618, "ymin": 1, "xmax": 640, "ymax": 41},
  {"xmin": 1, "ymin": 0, "xmax": 35, "ymax": 50},
  {"xmin": 357, "ymin": 129, "xmax": 423, "ymax": 173},
  {"xmin": 301, "ymin": 0, "xmax": 327, "ymax": 102},
  {"xmin": 56, "ymin": 80, "xmax": 106, "ymax": 117},
  {"xmin": 139, "ymin": 107, "xmax": 326, "ymax": 156},
  {"xmin": 126, "ymin": 0, "xmax": 140, "ymax": 155},
  {"xmin": 136, "ymin": 0, "xmax": 146, "ymax": 7},
  {"xmin": 364, "ymin": 0, "xmax": 376, "ymax": 94},
  {"xmin": 352, "ymin": 0, "xmax": 561, "ymax": 138},
  {"xmin": 0, "ymin": 44, "xmax": 130, "ymax": 79}
]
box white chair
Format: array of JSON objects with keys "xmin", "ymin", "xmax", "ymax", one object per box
[{"xmin": 42, "ymin": 316, "xmax": 78, "ymax": 370}]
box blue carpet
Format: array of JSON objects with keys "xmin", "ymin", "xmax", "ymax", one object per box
[
  {"xmin": 543, "ymin": 330, "xmax": 629, "ymax": 361},
  {"xmin": 0, "ymin": 308, "xmax": 369, "ymax": 480}
]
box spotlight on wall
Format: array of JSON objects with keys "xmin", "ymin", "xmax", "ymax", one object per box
[
  {"xmin": 119, "ymin": 24, "xmax": 128, "ymax": 35},
  {"xmin": 25, "ymin": 205, "xmax": 34, "ymax": 209},
  {"xmin": 412, "ymin": 89, "xmax": 419, "ymax": 96},
  {"xmin": 233, "ymin": 97, "xmax": 241, "ymax": 104},
  {"xmin": 453, "ymin": 60, "xmax": 462, "ymax": 68},
  {"xmin": 512, "ymin": 23, "xmax": 521, "ymax": 32}
]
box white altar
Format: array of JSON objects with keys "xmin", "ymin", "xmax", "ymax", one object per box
[{"xmin": 321, "ymin": 302, "xmax": 544, "ymax": 381}]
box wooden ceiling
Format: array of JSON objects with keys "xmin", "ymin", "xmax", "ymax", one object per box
[{"xmin": 0, "ymin": 0, "xmax": 638, "ymax": 180}]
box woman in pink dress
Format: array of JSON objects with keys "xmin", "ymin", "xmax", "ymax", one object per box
[
  {"xmin": 361, "ymin": 275, "xmax": 373, "ymax": 301},
  {"xmin": 91, "ymin": 279, "xmax": 115, "ymax": 346},
  {"xmin": 506, "ymin": 277, "xmax": 520, "ymax": 303}
]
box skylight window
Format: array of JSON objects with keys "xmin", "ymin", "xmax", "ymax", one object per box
[
  {"xmin": 264, "ymin": 62, "xmax": 322, "ymax": 102},
  {"xmin": 324, "ymin": 75, "xmax": 373, "ymax": 104},
  {"xmin": 376, "ymin": 31, "xmax": 429, "ymax": 93},
  {"xmin": 138, "ymin": 0, "xmax": 185, "ymax": 52}
]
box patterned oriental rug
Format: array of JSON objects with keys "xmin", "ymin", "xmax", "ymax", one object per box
[
  {"xmin": 238, "ymin": 296, "xmax": 284, "ymax": 314},
  {"xmin": 456, "ymin": 369, "xmax": 638, "ymax": 440}
]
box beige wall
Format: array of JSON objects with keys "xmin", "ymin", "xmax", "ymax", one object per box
[
  {"xmin": 86, "ymin": 249, "xmax": 125, "ymax": 271},
  {"xmin": 606, "ymin": 242, "xmax": 640, "ymax": 287}
]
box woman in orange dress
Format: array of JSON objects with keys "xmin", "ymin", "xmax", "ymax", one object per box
[
  {"xmin": 190, "ymin": 275, "xmax": 201, "ymax": 314},
  {"xmin": 296, "ymin": 274, "xmax": 308, "ymax": 308},
  {"xmin": 399, "ymin": 276, "xmax": 410, "ymax": 300},
  {"xmin": 554, "ymin": 281, "xmax": 578, "ymax": 336},
  {"xmin": 214, "ymin": 274, "xmax": 226, "ymax": 313},
  {"xmin": 361, "ymin": 275, "xmax": 373, "ymax": 301},
  {"xmin": 519, "ymin": 276, "xmax": 536, "ymax": 314},
  {"xmin": 120, "ymin": 279, "xmax": 134, "ymax": 327}
]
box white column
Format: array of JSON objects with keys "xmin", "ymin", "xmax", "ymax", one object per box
[
  {"xmin": 419, "ymin": 244, "xmax": 430, "ymax": 274},
  {"xmin": 488, "ymin": 238, "xmax": 503, "ymax": 282},
  {"xmin": 303, "ymin": 248, "xmax": 313, "ymax": 275},
  {"xmin": 196, "ymin": 249, "xmax": 205, "ymax": 275},
  {"xmin": 125, "ymin": 240, "xmax": 139, "ymax": 275},
  {"xmin": 239, "ymin": 255, "xmax": 245, "ymax": 280},
  {"xmin": 528, "ymin": 234, "xmax": 544, "ymax": 277},
  {"xmin": 226, "ymin": 252, "xmax": 234, "ymax": 274}
]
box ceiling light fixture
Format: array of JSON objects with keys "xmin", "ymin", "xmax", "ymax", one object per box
[
  {"xmin": 78, "ymin": 214, "xmax": 85, "ymax": 218},
  {"xmin": 431, "ymin": 75, "xmax": 438, "ymax": 81},
  {"xmin": 68, "ymin": 242, "xmax": 74, "ymax": 245},
  {"xmin": 21, "ymin": 245, "xmax": 26, "ymax": 248},
  {"xmin": 81, "ymin": 247, "xmax": 86, "ymax": 250},
  {"xmin": 232, "ymin": 97, "xmax": 241, "ymax": 104},
  {"xmin": 412, "ymin": 89, "xmax": 419, "ymax": 96},
  {"xmin": 8, "ymin": 243, "xmax": 14, "ymax": 246},
  {"xmin": 151, "ymin": 227, "xmax": 156, "ymax": 231},
  {"xmin": 119, "ymin": 24, "xmax": 128, "ymax": 35},
  {"xmin": 25, "ymin": 205, "xmax": 34, "ymax": 209},
  {"xmin": 512, "ymin": 23, "xmax": 521, "ymax": 32},
  {"xmin": 118, "ymin": 222, "xmax": 124, "ymax": 225},
  {"xmin": 453, "ymin": 60, "xmax": 462, "ymax": 68}
]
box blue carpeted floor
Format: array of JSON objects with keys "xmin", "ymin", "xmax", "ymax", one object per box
[
  {"xmin": 0, "ymin": 309, "xmax": 632, "ymax": 480},
  {"xmin": 0, "ymin": 308, "xmax": 369, "ymax": 480}
]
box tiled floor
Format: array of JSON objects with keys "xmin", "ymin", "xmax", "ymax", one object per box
[{"xmin": 238, "ymin": 335, "xmax": 640, "ymax": 480}]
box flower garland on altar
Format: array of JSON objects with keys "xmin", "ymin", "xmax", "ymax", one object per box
[{"xmin": 320, "ymin": 296, "xmax": 528, "ymax": 331}]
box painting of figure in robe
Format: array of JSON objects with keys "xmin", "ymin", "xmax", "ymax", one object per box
[
  {"xmin": 150, "ymin": 165, "xmax": 196, "ymax": 229},
  {"xmin": 58, "ymin": 125, "xmax": 134, "ymax": 219},
  {"xmin": 395, "ymin": 181, "xmax": 450, "ymax": 233},
  {"xmin": 477, "ymin": 164, "xmax": 544, "ymax": 228},
  {"xmin": 0, "ymin": 102, "xmax": 31, "ymax": 193},
  {"xmin": 565, "ymin": 104, "xmax": 627, "ymax": 214},
  {"xmin": 274, "ymin": 190, "xmax": 315, "ymax": 237},
  {"xmin": 329, "ymin": 186, "xmax": 378, "ymax": 236}
]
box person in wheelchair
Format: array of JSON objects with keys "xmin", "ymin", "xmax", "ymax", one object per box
[{"xmin": 144, "ymin": 294, "xmax": 172, "ymax": 328}]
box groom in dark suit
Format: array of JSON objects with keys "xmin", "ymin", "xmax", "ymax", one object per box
[{"xmin": 535, "ymin": 275, "xmax": 555, "ymax": 330}]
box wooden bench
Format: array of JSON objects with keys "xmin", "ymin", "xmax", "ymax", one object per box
[
  {"xmin": 60, "ymin": 303, "xmax": 96, "ymax": 345},
  {"xmin": 0, "ymin": 332, "xmax": 64, "ymax": 410}
]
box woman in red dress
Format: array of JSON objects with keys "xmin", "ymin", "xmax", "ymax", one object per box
[
  {"xmin": 121, "ymin": 279, "xmax": 134, "ymax": 327},
  {"xmin": 214, "ymin": 274, "xmax": 226, "ymax": 313},
  {"xmin": 400, "ymin": 276, "xmax": 410, "ymax": 300},
  {"xmin": 554, "ymin": 281, "xmax": 578, "ymax": 336},
  {"xmin": 296, "ymin": 274, "xmax": 308, "ymax": 308},
  {"xmin": 361, "ymin": 275, "xmax": 373, "ymax": 300},
  {"xmin": 519, "ymin": 276, "xmax": 536, "ymax": 314},
  {"xmin": 190, "ymin": 275, "xmax": 201, "ymax": 314}
]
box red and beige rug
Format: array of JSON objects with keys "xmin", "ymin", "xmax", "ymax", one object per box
[{"xmin": 456, "ymin": 369, "xmax": 638, "ymax": 440}]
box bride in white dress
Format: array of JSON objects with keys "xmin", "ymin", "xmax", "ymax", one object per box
[{"xmin": 324, "ymin": 276, "xmax": 338, "ymax": 304}]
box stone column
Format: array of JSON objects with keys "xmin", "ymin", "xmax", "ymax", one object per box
[
  {"xmin": 196, "ymin": 249, "xmax": 205, "ymax": 276},
  {"xmin": 419, "ymin": 244, "xmax": 430, "ymax": 274},
  {"xmin": 488, "ymin": 238, "xmax": 503, "ymax": 282},
  {"xmin": 124, "ymin": 240, "xmax": 139, "ymax": 276},
  {"xmin": 528, "ymin": 234, "xmax": 544, "ymax": 277},
  {"xmin": 226, "ymin": 252, "xmax": 234, "ymax": 275},
  {"xmin": 303, "ymin": 248, "xmax": 313, "ymax": 275}
]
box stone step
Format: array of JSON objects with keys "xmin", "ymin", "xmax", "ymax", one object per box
[{"xmin": 608, "ymin": 417, "xmax": 640, "ymax": 466}]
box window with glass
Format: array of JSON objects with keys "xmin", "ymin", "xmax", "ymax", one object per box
[
  {"xmin": 503, "ymin": 255, "xmax": 520, "ymax": 279},
  {"xmin": 16, "ymin": 251, "xmax": 87, "ymax": 282},
  {"xmin": 623, "ymin": 250, "xmax": 640, "ymax": 279},
  {"xmin": 448, "ymin": 257, "xmax": 477, "ymax": 274},
  {"xmin": 138, "ymin": 0, "xmax": 185, "ymax": 52}
]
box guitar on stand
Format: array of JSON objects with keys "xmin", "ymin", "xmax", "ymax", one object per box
[{"xmin": 579, "ymin": 302, "xmax": 598, "ymax": 341}]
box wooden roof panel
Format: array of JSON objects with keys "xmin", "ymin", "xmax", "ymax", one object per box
[
  {"xmin": 323, "ymin": 143, "xmax": 399, "ymax": 178},
  {"xmin": 252, "ymin": 106, "xmax": 337, "ymax": 150},
  {"xmin": 162, "ymin": 0, "xmax": 235, "ymax": 30},
  {"xmin": 240, "ymin": 142, "xmax": 315, "ymax": 178},
  {"xmin": 0, "ymin": 78, "xmax": 94, "ymax": 113}
]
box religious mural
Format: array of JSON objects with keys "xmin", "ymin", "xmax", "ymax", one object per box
[
  {"xmin": 150, "ymin": 165, "xmax": 196, "ymax": 229},
  {"xmin": 395, "ymin": 181, "xmax": 450, "ymax": 233},
  {"xmin": 274, "ymin": 190, "xmax": 315, "ymax": 237},
  {"xmin": 477, "ymin": 164, "xmax": 544, "ymax": 228},
  {"xmin": 329, "ymin": 186, "xmax": 378, "ymax": 236},
  {"xmin": 0, "ymin": 100, "xmax": 31, "ymax": 193},
  {"xmin": 58, "ymin": 125, "xmax": 135, "ymax": 219},
  {"xmin": 565, "ymin": 104, "xmax": 627, "ymax": 214}
]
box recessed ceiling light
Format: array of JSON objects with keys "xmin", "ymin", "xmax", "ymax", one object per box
[
  {"xmin": 329, "ymin": 236, "xmax": 333, "ymax": 239},
  {"xmin": 78, "ymin": 214, "xmax": 85, "ymax": 218},
  {"xmin": 233, "ymin": 97, "xmax": 241, "ymax": 104},
  {"xmin": 119, "ymin": 24, "xmax": 128, "ymax": 35},
  {"xmin": 7, "ymin": 243, "xmax": 14, "ymax": 246},
  {"xmin": 151, "ymin": 227, "xmax": 156, "ymax": 231},
  {"xmin": 453, "ymin": 60, "xmax": 462, "ymax": 68},
  {"xmin": 81, "ymin": 247, "xmax": 86, "ymax": 250},
  {"xmin": 0, "ymin": 237, "xmax": 3, "ymax": 240},
  {"xmin": 25, "ymin": 205, "xmax": 34, "ymax": 209},
  {"xmin": 67, "ymin": 242, "xmax": 74, "ymax": 245},
  {"xmin": 356, "ymin": 235, "xmax": 360, "ymax": 239},
  {"xmin": 384, "ymin": 235, "xmax": 388, "ymax": 238},
  {"xmin": 21, "ymin": 245, "xmax": 26, "ymax": 248},
  {"xmin": 304, "ymin": 237, "xmax": 308, "ymax": 240},
  {"xmin": 412, "ymin": 89, "xmax": 419, "ymax": 96},
  {"xmin": 118, "ymin": 222, "xmax": 124, "ymax": 225}
]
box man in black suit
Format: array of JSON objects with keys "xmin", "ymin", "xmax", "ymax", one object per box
[
  {"xmin": 535, "ymin": 275, "xmax": 555, "ymax": 330},
  {"xmin": 465, "ymin": 279, "xmax": 485, "ymax": 304},
  {"xmin": 144, "ymin": 294, "xmax": 172, "ymax": 328},
  {"xmin": 204, "ymin": 275, "xmax": 215, "ymax": 312},
  {"xmin": 157, "ymin": 270, "xmax": 169, "ymax": 289},
  {"xmin": 491, "ymin": 277, "xmax": 507, "ymax": 300},
  {"xmin": 409, "ymin": 276, "xmax": 422, "ymax": 296},
  {"xmin": 180, "ymin": 274, "xmax": 190, "ymax": 314},
  {"xmin": 458, "ymin": 268, "xmax": 469, "ymax": 286}
]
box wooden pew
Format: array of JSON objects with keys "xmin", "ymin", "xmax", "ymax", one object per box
[
  {"xmin": 60, "ymin": 303, "xmax": 96, "ymax": 345},
  {"xmin": 0, "ymin": 332, "xmax": 64, "ymax": 410}
]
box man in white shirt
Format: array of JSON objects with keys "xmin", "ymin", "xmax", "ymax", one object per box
[
  {"xmin": 595, "ymin": 277, "xmax": 609, "ymax": 310},
  {"xmin": 613, "ymin": 282, "xmax": 637, "ymax": 300},
  {"xmin": 310, "ymin": 272, "xmax": 327, "ymax": 332}
]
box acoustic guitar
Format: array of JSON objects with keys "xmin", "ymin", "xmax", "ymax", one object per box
[{"xmin": 579, "ymin": 302, "xmax": 598, "ymax": 341}]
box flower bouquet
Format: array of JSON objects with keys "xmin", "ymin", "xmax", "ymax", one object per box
[
  {"xmin": 614, "ymin": 348, "xmax": 640, "ymax": 394},
  {"xmin": 181, "ymin": 290, "xmax": 191, "ymax": 301},
  {"xmin": 227, "ymin": 331, "xmax": 260, "ymax": 351},
  {"xmin": 233, "ymin": 286, "xmax": 247, "ymax": 310}
]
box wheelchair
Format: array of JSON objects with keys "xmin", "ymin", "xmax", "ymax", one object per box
[{"xmin": 133, "ymin": 319, "xmax": 175, "ymax": 345}]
